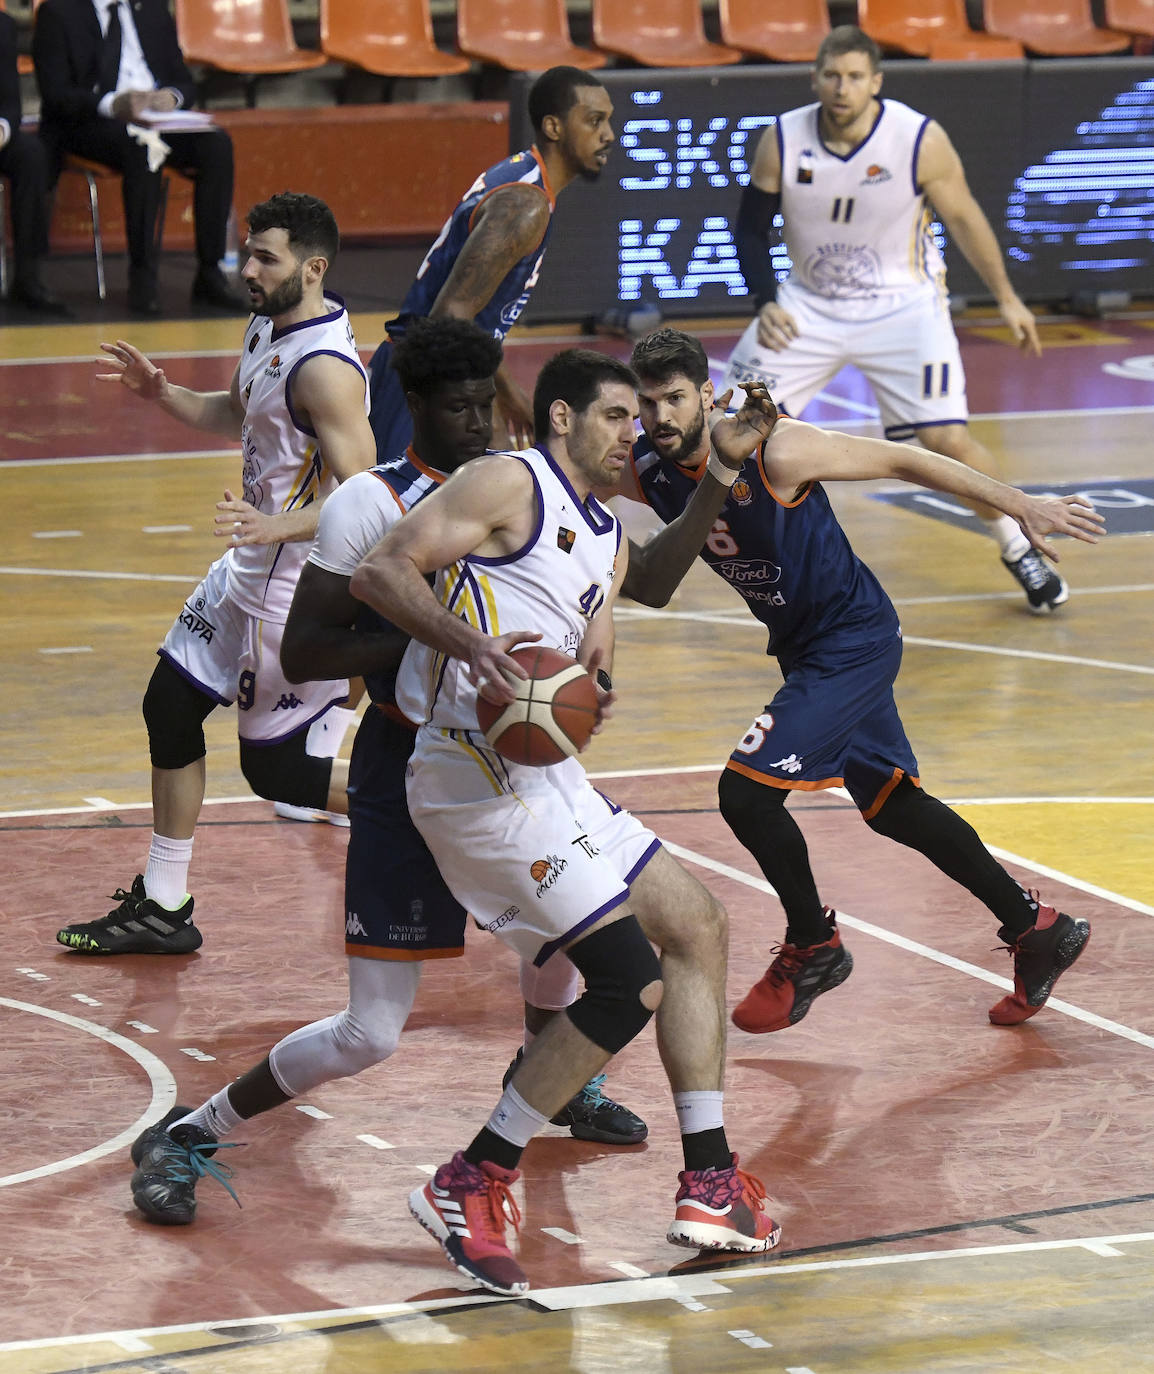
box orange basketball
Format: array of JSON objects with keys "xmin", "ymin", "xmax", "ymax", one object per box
[{"xmin": 475, "ymin": 646, "xmax": 600, "ymax": 767}]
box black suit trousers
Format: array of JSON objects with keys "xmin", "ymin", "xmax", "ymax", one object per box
[
  {"xmin": 0, "ymin": 130, "xmax": 53, "ymax": 273},
  {"xmin": 50, "ymin": 119, "xmax": 233, "ymax": 276}
]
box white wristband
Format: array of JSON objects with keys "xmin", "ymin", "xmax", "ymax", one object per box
[{"xmin": 706, "ymin": 453, "xmax": 740, "ymax": 488}]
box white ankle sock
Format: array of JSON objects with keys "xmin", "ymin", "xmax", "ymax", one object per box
[
  {"xmin": 175, "ymin": 1088, "xmax": 244, "ymax": 1140},
  {"xmin": 486, "ymin": 1084, "xmax": 550, "ymax": 1149},
  {"xmin": 983, "ymin": 514, "xmax": 1030, "ymax": 561},
  {"xmin": 674, "ymin": 1090, "xmax": 725, "ymax": 1135},
  {"xmin": 143, "ymin": 833, "xmax": 194, "ymax": 910}
]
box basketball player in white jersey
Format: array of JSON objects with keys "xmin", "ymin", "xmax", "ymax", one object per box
[
  {"xmin": 56, "ymin": 192, "xmax": 375, "ymax": 957},
  {"xmin": 350, "ymin": 349, "xmax": 781, "ymax": 1296},
  {"xmin": 722, "ymin": 25, "xmax": 1065, "ymax": 616}
]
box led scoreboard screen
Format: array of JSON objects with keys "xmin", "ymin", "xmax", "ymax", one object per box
[{"xmin": 508, "ymin": 61, "xmax": 1154, "ymax": 324}]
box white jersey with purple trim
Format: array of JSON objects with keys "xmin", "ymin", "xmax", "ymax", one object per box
[
  {"xmin": 395, "ymin": 446, "xmax": 623, "ymax": 733},
  {"xmin": 229, "ymin": 294, "xmax": 368, "ymax": 622},
  {"xmin": 778, "ymin": 98, "xmax": 945, "ymax": 321}
]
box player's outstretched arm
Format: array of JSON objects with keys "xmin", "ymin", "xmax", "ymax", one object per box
[
  {"xmin": 918, "ymin": 123, "xmax": 1041, "ymax": 358},
  {"xmin": 762, "ymin": 421, "xmax": 1104, "ymax": 559},
  {"xmin": 96, "ymin": 340, "xmax": 243, "ymax": 435},
  {"xmin": 349, "ymin": 455, "xmax": 540, "ymax": 702}
]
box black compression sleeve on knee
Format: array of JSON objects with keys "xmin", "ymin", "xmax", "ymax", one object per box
[
  {"xmin": 717, "ymin": 767, "xmax": 827, "ymax": 942},
  {"xmin": 142, "ymin": 657, "xmax": 216, "ymax": 770},
  {"xmin": 239, "ymin": 732, "xmax": 333, "ymax": 808},
  {"xmin": 866, "ymin": 778, "xmax": 1034, "ymax": 932},
  {"xmin": 564, "ymin": 915, "xmax": 662, "ymax": 1054}
]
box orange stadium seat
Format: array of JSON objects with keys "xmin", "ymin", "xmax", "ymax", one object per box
[
  {"xmin": 320, "ymin": 0, "xmax": 470, "ymax": 79},
  {"xmin": 591, "ymin": 0, "xmax": 743, "ymax": 67},
  {"xmin": 456, "ymin": 0, "xmax": 606, "ymax": 71},
  {"xmin": 718, "ymin": 0, "xmax": 830, "ymax": 63},
  {"xmin": 982, "ymin": 0, "xmax": 1132, "ymax": 54},
  {"xmin": 1104, "ymin": 0, "xmax": 1154, "ymax": 40},
  {"xmin": 0, "ymin": 0, "xmax": 40, "ymax": 76},
  {"xmin": 174, "ymin": 0, "xmax": 327, "ymax": 106},
  {"xmin": 858, "ymin": 0, "xmax": 1023, "ymax": 58}
]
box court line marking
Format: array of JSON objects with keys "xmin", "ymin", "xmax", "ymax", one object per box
[
  {"xmin": 0, "ymin": 449, "xmax": 235, "ymax": 469},
  {"xmin": 0, "ymin": 998, "xmax": 177, "ymax": 1188},
  {"xmin": 0, "ymin": 565, "xmax": 202, "ymax": 584},
  {"xmin": 3, "ymin": 1229, "xmax": 1153, "ymax": 1352},
  {"xmin": 615, "ymin": 604, "xmax": 1154, "ymax": 675},
  {"xmin": 663, "ymin": 839, "xmax": 1154, "ymax": 1049}
]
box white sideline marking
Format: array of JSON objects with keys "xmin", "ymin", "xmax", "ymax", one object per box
[
  {"xmin": 2, "ymin": 565, "xmax": 200, "ymax": 584},
  {"xmin": 295, "ymin": 1105, "xmax": 332, "ymax": 1121},
  {"xmin": 4, "ymin": 1229, "xmax": 1153, "ymax": 1350},
  {"xmin": 126, "ymin": 1020, "xmax": 158, "ymax": 1034},
  {"xmin": 542, "ymin": 1228, "xmax": 583, "ymax": 1246},
  {"xmin": 0, "ymin": 998, "xmax": 176, "ymax": 1188},
  {"xmin": 357, "ymin": 1134, "xmax": 393, "ymax": 1151},
  {"xmin": 38, "ymin": 646, "xmax": 92, "ymax": 655},
  {"xmin": 0, "ymin": 449, "xmax": 236, "ymax": 468},
  {"xmin": 609, "ymin": 1262, "xmax": 650, "ymax": 1278},
  {"xmin": 664, "ymin": 840, "xmax": 1154, "ymax": 1050},
  {"xmin": 142, "ymin": 524, "xmax": 193, "ymax": 534},
  {"xmin": 729, "ymin": 1329, "xmax": 772, "ymax": 1348},
  {"xmin": 32, "ymin": 529, "xmax": 82, "ymax": 538}
]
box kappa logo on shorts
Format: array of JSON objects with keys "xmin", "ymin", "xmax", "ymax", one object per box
[
  {"xmin": 530, "ymin": 855, "xmax": 568, "ymax": 898},
  {"xmin": 771, "ymin": 753, "xmax": 804, "ymax": 774},
  {"xmin": 178, "ymin": 598, "xmax": 216, "ymax": 643},
  {"xmin": 272, "ymin": 693, "xmax": 304, "ymax": 711},
  {"xmin": 345, "ymin": 911, "xmax": 367, "ymax": 937},
  {"xmin": 487, "ymin": 904, "xmax": 520, "ymax": 932}
]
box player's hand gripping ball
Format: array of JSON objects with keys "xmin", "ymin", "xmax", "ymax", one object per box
[{"xmin": 475, "ymin": 646, "xmax": 599, "ymax": 766}]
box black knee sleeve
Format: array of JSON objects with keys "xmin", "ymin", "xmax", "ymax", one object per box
[
  {"xmin": 564, "ymin": 915, "xmax": 662, "ymax": 1054},
  {"xmin": 142, "ymin": 657, "xmax": 215, "ymax": 769},
  {"xmin": 240, "ymin": 731, "xmax": 333, "ymax": 808},
  {"xmin": 718, "ymin": 765, "xmax": 788, "ymax": 841}
]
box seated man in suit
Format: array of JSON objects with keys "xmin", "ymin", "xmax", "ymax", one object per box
[
  {"xmin": 1, "ymin": 9, "xmax": 68, "ymax": 314},
  {"xmin": 32, "ymin": 0, "xmax": 243, "ymax": 315}
]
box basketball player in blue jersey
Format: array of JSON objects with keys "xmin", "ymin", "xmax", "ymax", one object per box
[
  {"xmin": 127, "ymin": 321, "xmax": 690, "ymax": 1226},
  {"xmin": 620, "ymin": 328, "xmax": 1101, "ymax": 1039},
  {"xmin": 367, "ymin": 65, "xmax": 614, "ymax": 460},
  {"xmin": 723, "ymin": 26, "xmax": 1066, "ymax": 616},
  {"xmin": 56, "ymin": 193, "xmax": 375, "ymax": 957}
]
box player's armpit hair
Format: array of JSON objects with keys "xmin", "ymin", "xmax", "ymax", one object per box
[
  {"xmin": 735, "ymin": 185, "xmax": 783, "ymax": 310},
  {"xmin": 239, "ymin": 731, "xmax": 333, "ymax": 808},
  {"xmin": 563, "ymin": 915, "xmax": 663, "ymax": 1053},
  {"xmin": 142, "ymin": 657, "xmax": 216, "ymax": 770}
]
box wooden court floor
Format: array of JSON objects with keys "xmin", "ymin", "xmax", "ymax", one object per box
[{"xmin": 1, "ymin": 309, "xmax": 1153, "ymax": 1372}]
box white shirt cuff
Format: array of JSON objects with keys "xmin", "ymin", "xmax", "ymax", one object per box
[{"xmin": 97, "ymin": 92, "xmax": 116, "ymax": 118}]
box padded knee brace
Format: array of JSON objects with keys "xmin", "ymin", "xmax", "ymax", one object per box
[
  {"xmin": 239, "ymin": 731, "xmax": 333, "ymax": 808},
  {"xmin": 142, "ymin": 658, "xmax": 216, "ymax": 770},
  {"xmin": 564, "ymin": 915, "xmax": 662, "ymax": 1054}
]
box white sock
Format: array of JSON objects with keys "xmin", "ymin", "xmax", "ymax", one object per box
[
  {"xmin": 174, "ymin": 1088, "xmax": 244, "ymax": 1139},
  {"xmin": 486, "ymin": 1083, "xmax": 550, "ymax": 1149},
  {"xmin": 143, "ymin": 833, "xmax": 193, "ymax": 911},
  {"xmin": 306, "ymin": 706, "xmax": 357, "ymax": 760},
  {"xmin": 983, "ymin": 514, "xmax": 1030, "ymax": 560},
  {"xmin": 674, "ymin": 1090, "xmax": 725, "ymax": 1136}
]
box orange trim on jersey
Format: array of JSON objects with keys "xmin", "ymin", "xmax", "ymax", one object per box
[
  {"xmin": 755, "ymin": 440, "xmax": 813, "ymax": 507},
  {"xmin": 369, "ymin": 468, "xmax": 408, "ymax": 515},
  {"xmin": 725, "ymin": 759, "xmax": 844, "ymax": 792},
  {"xmin": 860, "ymin": 768, "xmax": 921, "ymax": 821},
  {"xmin": 405, "ymin": 446, "xmax": 448, "ymax": 485},
  {"xmin": 348, "ymin": 944, "xmax": 464, "ymax": 962},
  {"xmin": 466, "ymin": 151, "xmax": 552, "ymax": 234}
]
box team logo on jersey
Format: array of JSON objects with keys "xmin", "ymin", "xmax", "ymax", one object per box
[
  {"xmin": 861, "ymin": 164, "xmax": 893, "ymax": 185},
  {"xmin": 264, "ymin": 353, "xmax": 282, "ymax": 379},
  {"xmin": 797, "ymin": 149, "xmax": 815, "ymax": 184},
  {"xmin": 805, "ymin": 244, "xmax": 882, "ymax": 298},
  {"xmin": 556, "ymin": 526, "xmax": 576, "ymax": 553},
  {"xmin": 730, "ymin": 476, "xmax": 754, "ymax": 507},
  {"xmin": 530, "ymin": 854, "xmax": 568, "ymax": 897},
  {"xmin": 248, "ymin": 332, "xmax": 261, "ymax": 352}
]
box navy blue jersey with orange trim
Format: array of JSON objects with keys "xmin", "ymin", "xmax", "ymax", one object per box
[
  {"xmin": 385, "ymin": 148, "xmax": 554, "ymax": 342},
  {"xmin": 630, "ymin": 435, "xmax": 897, "ymax": 658}
]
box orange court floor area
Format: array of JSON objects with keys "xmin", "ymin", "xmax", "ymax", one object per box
[{"xmin": 1, "ymin": 307, "xmax": 1153, "ymax": 1373}]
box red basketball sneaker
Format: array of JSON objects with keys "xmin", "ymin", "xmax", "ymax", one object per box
[
  {"xmin": 667, "ymin": 1155, "xmax": 782, "ymax": 1252},
  {"xmin": 989, "ymin": 895, "xmax": 1091, "ymax": 1026},
  {"xmin": 732, "ymin": 910, "xmax": 853, "ymax": 1033},
  {"xmin": 409, "ymin": 1151, "xmax": 528, "ymax": 1296}
]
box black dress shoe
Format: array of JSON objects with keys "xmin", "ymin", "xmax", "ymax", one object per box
[
  {"xmin": 128, "ymin": 288, "xmax": 161, "ymax": 317},
  {"xmin": 191, "ymin": 266, "xmax": 246, "ymax": 311},
  {"xmin": 9, "ymin": 280, "xmax": 74, "ymax": 318}
]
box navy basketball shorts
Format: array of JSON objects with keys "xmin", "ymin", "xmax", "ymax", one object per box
[
  {"xmin": 343, "ymin": 706, "xmax": 468, "ymax": 961},
  {"xmin": 725, "ymin": 627, "xmax": 920, "ymax": 819}
]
